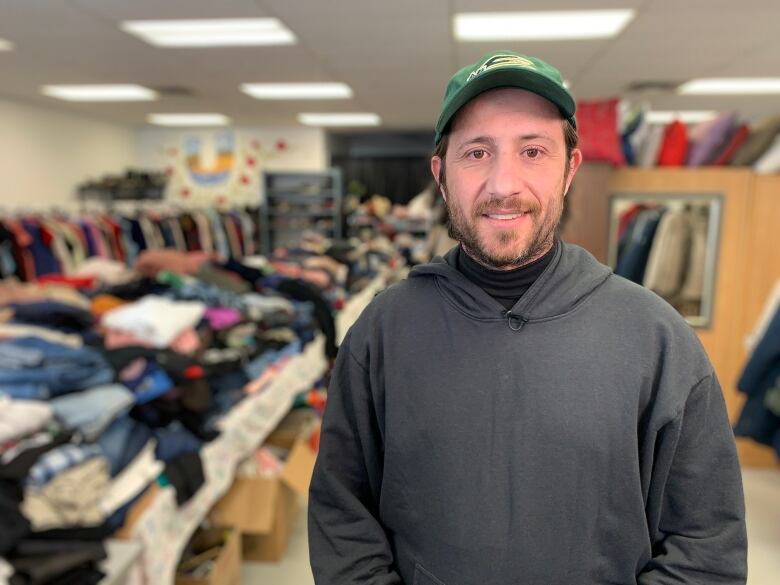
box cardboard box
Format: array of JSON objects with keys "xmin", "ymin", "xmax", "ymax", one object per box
[
  {"xmin": 209, "ymin": 419, "xmax": 318, "ymax": 562},
  {"xmin": 176, "ymin": 527, "xmax": 241, "ymax": 585}
]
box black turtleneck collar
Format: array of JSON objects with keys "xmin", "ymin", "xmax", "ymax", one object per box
[{"xmin": 453, "ymin": 241, "xmax": 558, "ymax": 310}]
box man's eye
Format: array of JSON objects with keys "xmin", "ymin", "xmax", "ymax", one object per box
[
  {"xmin": 526, "ymin": 148, "xmax": 540, "ymax": 159},
  {"xmin": 470, "ymin": 149, "xmax": 486, "ymax": 159}
]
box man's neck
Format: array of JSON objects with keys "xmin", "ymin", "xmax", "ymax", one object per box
[{"xmin": 454, "ymin": 241, "xmax": 558, "ymax": 311}]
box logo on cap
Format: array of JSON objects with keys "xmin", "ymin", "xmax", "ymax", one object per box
[{"xmin": 466, "ymin": 54, "xmax": 536, "ymax": 83}]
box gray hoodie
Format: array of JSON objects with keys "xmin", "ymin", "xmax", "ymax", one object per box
[{"xmin": 309, "ymin": 242, "xmax": 746, "ymax": 585}]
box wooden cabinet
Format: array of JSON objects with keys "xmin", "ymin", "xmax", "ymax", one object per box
[{"xmin": 564, "ymin": 166, "xmax": 780, "ymax": 468}]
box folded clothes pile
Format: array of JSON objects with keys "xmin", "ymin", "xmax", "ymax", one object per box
[{"xmin": 0, "ymin": 235, "xmax": 390, "ymax": 583}]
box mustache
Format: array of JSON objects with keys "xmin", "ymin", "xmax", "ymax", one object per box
[{"xmin": 472, "ymin": 197, "xmax": 541, "ymax": 217}]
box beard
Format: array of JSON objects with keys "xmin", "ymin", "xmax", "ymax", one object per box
[{"xmin": 445, "ymin": 186, "xmax": 565, "ymax": 270}]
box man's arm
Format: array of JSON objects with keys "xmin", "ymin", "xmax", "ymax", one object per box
[
  {"xmin": 308, "ymin": 331, "xmax": 402, "ymax": 585},
  {"xmin": 639, "ymin": 374, "xmax": 747, "ymax": 584}
]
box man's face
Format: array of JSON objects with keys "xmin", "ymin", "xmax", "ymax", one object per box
[{"xmin": 431, "ymin": 88, "xmax": 582, "ymax": 270}]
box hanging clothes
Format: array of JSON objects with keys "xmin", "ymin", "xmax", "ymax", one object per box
[
  {"xmin": 734, "ymin": 301, "xmax": 780, "ymax": 458},
  {"xmin": 0, "ymin": 207, "xmax": 261, "ymax": 282},
  {"xmin": 642, "ymin": 207, "xmax": 692, "ymax": 299},
  {"xmin": 615, "ymin": 207, "xmax": 666, "ymax": 284}
]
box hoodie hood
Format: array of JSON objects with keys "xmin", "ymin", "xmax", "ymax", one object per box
[{"xmin": 409, "ymin": 242, "xmax": 612, "ymax": 322}]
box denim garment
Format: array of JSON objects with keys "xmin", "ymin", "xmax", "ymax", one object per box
[
  {"xmin": 244, "ymin": 349, "xmax": 277, "ymax": 380},
  {"xmin": 159, "ymin": 272, "xmax": 246, "ymax": 311},
  {"xmin": 96, "ymin": 416, "xmax": 153, "ymax": 477},
  {"xmin": 0, "ymin": 343, "xmax": 43, "ymax": 369},
  {"xmin": 154, "ymin": 423, "xmax": 202, "ymax": 463},
  {"xmin": 207, "ymin": 369, "xmax": 249, "ymax": 393},
  {"xmin": 26, "ymin": 443, "xmax": 104, "ymax": 488},
  {"xmin": 122, "ymin": 360, "xmax": 175, "ymax": 404},
  {"xmin": 734, "ymin": 306, "xmax": 780, "ymax": 452},
  {"xmin": 0, "ymin": 383, "xmax": 50, "ymax": 400},
  {"xmin": 0, "ymin": 337, "xmax": 114, "ymax": 397},
  {"xmin": 734, "ymin": 390, "xmax": 780, "ymax": 448},
  {"xmin": 50, "ymin": 384, "xmax": 135, "ymax": 441},
  {"xmin": 738, "ymin": 307, "xmax": 780, "ymax": 397},
  {"xmin": 243, "ymin": 340, "xmax": 302, "ymax": 380}
]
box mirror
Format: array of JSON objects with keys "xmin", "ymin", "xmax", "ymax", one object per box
[{"xmin": 606, "ymin": 193, "xmax": 723, "ymax": 328}]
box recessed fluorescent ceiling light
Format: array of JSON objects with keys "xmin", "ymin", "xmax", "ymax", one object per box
[
  {"xmin": 454, "ymin": 10, "xmax": 635, "ymax": 41},
  {"xmin": 646, "ymin": 111, "xmax": 718, "ymax": 124},
  {"xmin": 41, "ymin": 85, "xmax": 157, "ymax": 102},
  {"xmin": 0, "ymin": 38, "xmax": 14, "ymax": 51},
  {"xmin": 121, "ymin": 18, "xmax": 296, "ymax": 47},
  {"xmin": 298, "ymin": 113, "xmax": 381, "ymax": 127},
  {"xmin": 147, "ymin": 113, "xmax": 230, "ymax": 127},
  {"xmin": 241, "ymin": 83, "xmax": 353, "ymax": 100},
  {"xmin": 679, "ymin": 78, "xmax": 780, "ymax": 95}
]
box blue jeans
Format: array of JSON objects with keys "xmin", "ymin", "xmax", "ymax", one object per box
[{"xmin": 0, "ymin": 337, "xmax": 114, "ymax": 398}]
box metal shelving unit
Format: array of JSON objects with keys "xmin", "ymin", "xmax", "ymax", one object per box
[{"xmin": 260, "ymin": 169, "xmax": 343, "ymax": 252}]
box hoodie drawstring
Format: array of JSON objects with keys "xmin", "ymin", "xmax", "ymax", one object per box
[{"xmin": 505, "ymin": 311, "xmax": 528, "ymax": 332}]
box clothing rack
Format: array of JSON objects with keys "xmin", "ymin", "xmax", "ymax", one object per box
[{"xmin": 0, "ymin": 205, "xmax": 264, "ymax": 282}]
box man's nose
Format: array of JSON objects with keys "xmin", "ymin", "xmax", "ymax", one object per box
[{"xmin": 486, "ymin": 151, "xmax": 523, "ymax": 198}]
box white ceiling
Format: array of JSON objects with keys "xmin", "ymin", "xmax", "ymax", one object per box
[{"xmin": 0, "ymin": 0, "xmax": 778, "ymax": 129}]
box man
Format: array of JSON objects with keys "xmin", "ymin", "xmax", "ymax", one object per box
[{"xmin": 309, "ymin": 50, "xmax": 747, "ymax": 585}]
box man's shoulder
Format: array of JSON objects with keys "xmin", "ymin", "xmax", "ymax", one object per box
[
  {"xmin": 359, "ymin": 275, "xmax": 431, "ymax": 317},
  {"xmin": 338, "ymin": 277, "xmax": 428, "ymax": 358},
  {"xmin": 598, "ymin": 272, "xmax": 704, "ymax": 342}
]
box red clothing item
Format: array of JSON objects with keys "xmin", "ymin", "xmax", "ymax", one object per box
[
  {"xmin": 231, "ymin": 215, "xmax": 245, "ymax": 256},
  {"xmin": 36, "ymin": 275, "xmax": 97, "ymax": 289},
  {"xmin": 99, "ymin": 215, "xmax": 126, "ymax": 262},
  {"xmin": 617, "ymin": 204, "xmax": 649, "ymax": 240},
  {"xmin": 575, "ymin": 98, "xmax": 625, "ymax": 166},
  {"xmin": 5, "ymin": 220, "xmax": 35, "ymax": 281},
  {"xmin": 657, "ymin": 121, "xmax": 689, "ymax": 166},
  {"xmin": 39, "ymin": 223, "xmax": 56, "ymax": 248}
]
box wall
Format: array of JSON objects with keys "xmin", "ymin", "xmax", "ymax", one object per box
[
  {"xmin": 738, "ymin": 175, "xmax": 780, "ymax": 467},
  {"xmin": 560, "ymin": 163, "xmax": 613, "ymax": 262},
  {"xmin": 135, "ymin": 126, "xmax": 327, "ymax": 207},
  {"xmin": 0, "ymin": 97, "xmax": 136, "ymax": 209}
]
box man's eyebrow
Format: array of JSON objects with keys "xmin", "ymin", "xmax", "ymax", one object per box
[
  {"xmin": 454, "ymin": 136, "xmax": 497, "ymax": 151},
  {"xmin": 455, "ymin": 133, "xmax": 555, "ymax": 150},
  {"xmin": 518, "ymin": 133, "xmax": 555, "ymax": 142}
]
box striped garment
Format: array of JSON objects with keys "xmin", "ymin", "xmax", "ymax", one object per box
[{"xmin": 26, "ymin": 442, "xmax": 103, "ymax": 488}]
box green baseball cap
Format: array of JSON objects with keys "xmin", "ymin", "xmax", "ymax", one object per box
[{"xmin": 434, "ymin": 50, "xmax": 576, "ymax": 144}]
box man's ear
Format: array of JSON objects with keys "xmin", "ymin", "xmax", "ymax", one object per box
[
  {"xmin": 430, "ymin": 156, "xmax": 446, "ymax": 201},
  {"xmin": 564, "ymin": 148, "xmax": 584, "ymax": 197}
]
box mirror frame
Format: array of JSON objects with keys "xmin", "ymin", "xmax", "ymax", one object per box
[{"xmin": 606, "ymin": 192, "xmax": 724, "ymax": 329}]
